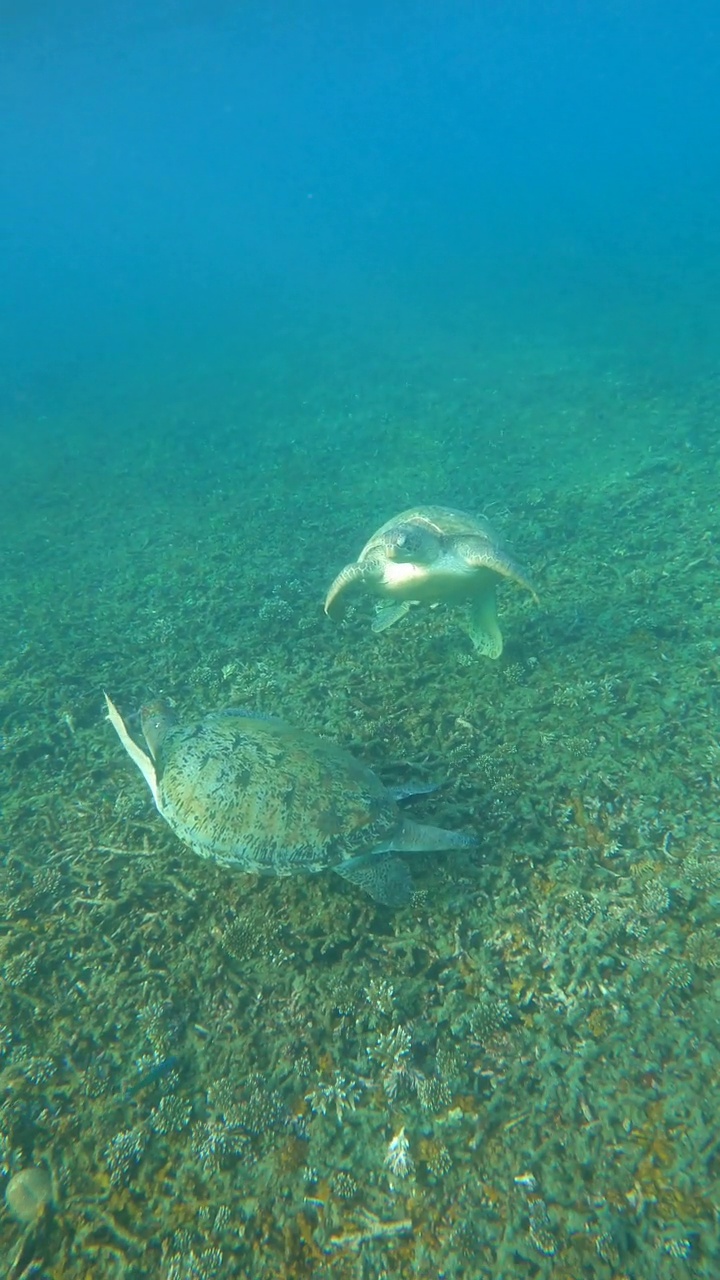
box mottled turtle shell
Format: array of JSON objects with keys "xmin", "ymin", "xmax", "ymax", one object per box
[{"xmin": 152, "ymin": 710, "xmax": 407, "ymax": 875}]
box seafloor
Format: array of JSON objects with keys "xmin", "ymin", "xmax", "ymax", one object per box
[{"xmin": 1, "ymin": 331, "xmax": 719, "ymax": 1279}]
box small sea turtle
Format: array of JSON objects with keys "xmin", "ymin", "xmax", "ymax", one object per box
[
  {"xmin": 324, "ymin": 504, "xmax": 538, "ymax": 658},
  {"xmin": 105, "ymin": 695, "xmax": 475, "ymax": 907}
]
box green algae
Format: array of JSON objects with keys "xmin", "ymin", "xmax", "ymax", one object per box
[{"xmin": 0, "ymin": 349, "xmax": 719, "ymax": 1279}]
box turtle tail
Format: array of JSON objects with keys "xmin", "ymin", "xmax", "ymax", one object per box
[{"xmin": 324, "ymin": 562, "xmax": 365, "ymax": 619}]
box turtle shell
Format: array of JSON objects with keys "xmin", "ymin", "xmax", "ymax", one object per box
[
  {"xmin": 358, "ymin": 505, "xmax": 493, "ymax": 562},
  {"xmin": 153, "ymin": 711, "xmax": 403, "ymax": 876}
]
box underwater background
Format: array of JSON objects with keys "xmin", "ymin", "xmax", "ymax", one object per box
[{"xmin": 1, "ymin": 1, "xmax": 720, "ymax": 1276}]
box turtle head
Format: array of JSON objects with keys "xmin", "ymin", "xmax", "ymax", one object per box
[
  {"xmin": 384, "ymin": 522, "xmax": 439, "ymax": 565},
  {"xmin": 141, "ymin": 701, "xmax": 177, "ymax": 760}
]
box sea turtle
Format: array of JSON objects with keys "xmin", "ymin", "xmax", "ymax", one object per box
[
  {"xmin": 324, "ymin": 504, "xmax": 538, "ymax": 658},
  {"xmin": 105, "ymin": 694, "xmax": 475, "ymax": 907}
]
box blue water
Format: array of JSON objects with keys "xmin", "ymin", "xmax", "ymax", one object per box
[
  {"xmin": 2, "ymin": 5, "xmax": 720, "ymax": 1277},
  {"xmin": 2, "ymin": 0, "xmax": 719, "ymax": 424}
]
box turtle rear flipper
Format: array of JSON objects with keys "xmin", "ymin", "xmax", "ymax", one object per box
[
  {"xmin": 371, "ymin": 601, "xmax": 411, "ymax": 633},
  {"xmin": 387, "ymin": 780, "xmax": 441, "ymax": 803},
  {"xmin": 379, "ymin": 818, "xmax": 477, "ymax": 854},
  {"xmin": 335, "ymin": 854, "xmax": 413, "ymax": 906},
  {"xmin": 324, "ymin": 562, "xmax": 366, "ymax": 619}
]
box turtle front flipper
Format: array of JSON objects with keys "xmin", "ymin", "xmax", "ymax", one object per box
[
  {"xmin": 467, "ymin": 585, "xmax": 504, "ymax": 658},
  {"xmin": 459, "ymin": 537, "xmax": 540, "ymax": 604},
  {"xmin": 324, "ymin": 562, "xmax": 367, "ymax": 619},
  {"xmin": 335, "ymin": 854, "xmax": 413, "ymax": 906}
]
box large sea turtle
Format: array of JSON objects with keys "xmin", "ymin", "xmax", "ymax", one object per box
[
  {"xmin": 105, "ymin": 695, "xmax": 475, "ymax": 906},
  {"xmin": 324, "ymin": 504, "xmax": 538, "ymax": 658}
]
